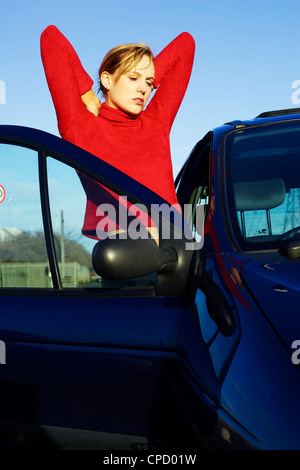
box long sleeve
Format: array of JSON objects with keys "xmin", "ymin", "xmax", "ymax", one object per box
[
  {"xmin": 149, "ymin": 32, "xmax": 195, "ymax": 131},
  {"xmin": 40, "ymin": 25, "xmax": 93, "ymax": 135}
]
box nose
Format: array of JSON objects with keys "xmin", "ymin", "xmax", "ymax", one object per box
[{"xmin": 137, "ymin": 81, "xmax": 147, "ymax": 95}]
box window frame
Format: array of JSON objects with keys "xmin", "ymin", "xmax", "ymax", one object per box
[{"xmin": 176, "ymin": 133, "xmax": 213, "ymax": 237}]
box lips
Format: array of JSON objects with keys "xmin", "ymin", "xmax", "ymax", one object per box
[{"xmin": 133, "ymin": 98, "xmax": 144, "ymax": 106}]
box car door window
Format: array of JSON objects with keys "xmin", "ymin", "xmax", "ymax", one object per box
[
  {"xmin": 0, "ymin": 142, "xmax": 158, "ymax": 292},
  {"xmin": 0, "ymin": 143, "xmax": 52, "ymax": 288},
  {"xmin": 46, "ymin": 157, "xmax": 95, "ymax": 288},
  {"xmin": 46, "ymin": 156, "xmax": 157, "ymax": 289}
]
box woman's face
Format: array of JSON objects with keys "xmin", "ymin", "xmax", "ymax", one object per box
[{"xmin": 103, "ymin": 55, "xmax": 155, "ymax": 116}]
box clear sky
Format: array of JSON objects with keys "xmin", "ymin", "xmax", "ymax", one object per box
[{"xmin": 0, "ymin": 0, "xmax": 299, "ymax": 177}]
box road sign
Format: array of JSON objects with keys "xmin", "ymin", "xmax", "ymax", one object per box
[{"xmin": 0, "ymin": 185, "xmax": 5, "ymax": 203}]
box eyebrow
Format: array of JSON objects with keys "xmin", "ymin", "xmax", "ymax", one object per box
[{"xmin": 128, "ymin": 71, "xmax": 155, "ymax": 81}]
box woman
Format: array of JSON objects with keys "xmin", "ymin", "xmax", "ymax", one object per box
[{"xmin": 40, "ymin": 26, "xmax": 195, "ymax": 239}]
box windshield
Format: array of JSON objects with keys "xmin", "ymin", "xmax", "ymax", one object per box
[{"xmin": 225, "ymin": 120, "xmax": 300, "ymax": 250}]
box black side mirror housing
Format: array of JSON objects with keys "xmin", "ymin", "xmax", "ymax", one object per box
[
  {"xmin": 92, "ymin": 234, "xmax": 194, "ymax": 297},
  {"xmin": 92, "ymin": 237, "xmax": 178, "ymax": 280}
]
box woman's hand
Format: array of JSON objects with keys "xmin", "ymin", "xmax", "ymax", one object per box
[{"xmin": 81, "ymin": 89, "xmax": 101, "ymax": 116}]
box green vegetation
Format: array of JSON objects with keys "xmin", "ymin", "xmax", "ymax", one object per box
[{"xmin": 0, "ymin": 231, "xmax": 91, "ymax": 266}]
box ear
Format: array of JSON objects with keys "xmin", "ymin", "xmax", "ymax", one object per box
[{"xmin": 100, "ymin": 71, "xmax": 112, "ymax": 91}]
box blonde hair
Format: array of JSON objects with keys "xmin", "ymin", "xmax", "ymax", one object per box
[{"xmin": 98, "ymin": 42, "xmax": 155, "ymax": 95}]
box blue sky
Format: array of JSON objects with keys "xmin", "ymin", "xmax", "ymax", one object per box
[{"xmin": 0, "ymin": 0, "xmax": 299, "ymax": 177}]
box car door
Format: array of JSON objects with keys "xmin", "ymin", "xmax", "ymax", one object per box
[{"xmin": 0, "ymin": 127, "xmax": 204, "ymax": 450}]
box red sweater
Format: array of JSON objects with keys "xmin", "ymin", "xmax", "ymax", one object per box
[{"xmin": 41, "ymin": 26, "xmax": 195, "ymax": 202}]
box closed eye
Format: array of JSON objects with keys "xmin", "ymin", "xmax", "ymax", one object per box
[{"xmin": 128, "ymin": 74, "xmax": 154, "ymax": 89}]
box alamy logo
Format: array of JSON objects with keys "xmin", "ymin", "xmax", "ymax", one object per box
[
  {"xmin": 95, "ymin": 198, "xmax": 205, "ymax": 251},
  {"xmin": 291, "ymin": 80, "xmax": 300, "ymax": 105},
  {"xmin": 0, "ymin": 341, "xmax": 6, "ymax": 364},
  {"xmin": 0, "ymin": 80, "xmax": 6, "ymax": 105}
]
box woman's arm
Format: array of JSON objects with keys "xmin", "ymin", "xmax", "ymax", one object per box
[
  {"xmin": 40, "ymin": 25, "xmax": 96, "ymax": 134},
  {"xmin": 149, "ymin": 32, "xmax": 195, "ymax": 131}
]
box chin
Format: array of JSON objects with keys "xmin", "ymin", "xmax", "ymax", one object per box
[{"xmin": 125, "ymin": 108, "xmax": 143, "ymax": 116}]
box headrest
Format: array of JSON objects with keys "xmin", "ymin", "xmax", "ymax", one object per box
[{"xmin": 234, "ymin": 178, "xmax": 286, "ymax": 211}]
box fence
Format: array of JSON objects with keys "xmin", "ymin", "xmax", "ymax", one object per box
[{"xmin": 0, "ymin": 262, "xmax": 90, "ymax": 288}]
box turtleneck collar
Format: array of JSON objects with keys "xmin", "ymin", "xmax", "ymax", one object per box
[{"xmin": 99, "ymin": 102, "xmax": 140, "ymax": 123}]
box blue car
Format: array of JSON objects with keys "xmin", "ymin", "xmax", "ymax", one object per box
[{"xmin": 0, "ymin": 107, "xmax": 299, "ymax": 450}]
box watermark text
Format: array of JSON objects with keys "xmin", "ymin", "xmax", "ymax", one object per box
[
  {"xmin": 291, "ymin": 340, "xmax": 300, "ymax": 365},
  {"xmin": 0, "ymin": 341, "xmax": 6, "ymax": 364},
  {"xmin": 95, "ymin": 198, "xmax": 205, "ymax": 250},
  {"xmin": 0, "ymin": 80, "xmax": 6, "ymax": 105},
  {"xmin": 103, "ymin": 453, "xmax": 197, "ymax": 466},
  {"xmin": 291, "ymin": 80, "xmax": 300, "ymax": 105}
]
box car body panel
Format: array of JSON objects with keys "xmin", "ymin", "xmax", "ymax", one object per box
[{"xmin": 241, "ymin": 256, "xmax": 300, "ymax": 349}]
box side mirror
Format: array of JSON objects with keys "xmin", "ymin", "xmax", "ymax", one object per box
[
  {"xmin": 199, "ymin": 270, "xmax": 236, "ymax": 337},
  {"xmin": 92, "ymin": 237, "xmax": 178, "ymax": 280},
  {"xmin": 280, "ymin": 240, "xmax": 300, "ymax": 259}
]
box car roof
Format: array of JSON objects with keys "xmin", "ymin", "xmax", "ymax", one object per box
[
  {"xmin": 211, "ymin": 108, "xmax": 300, "ymax": 137},
  {"xmin": 213, "ymin": 108, "xmax": 300, "ymax": 135}
]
